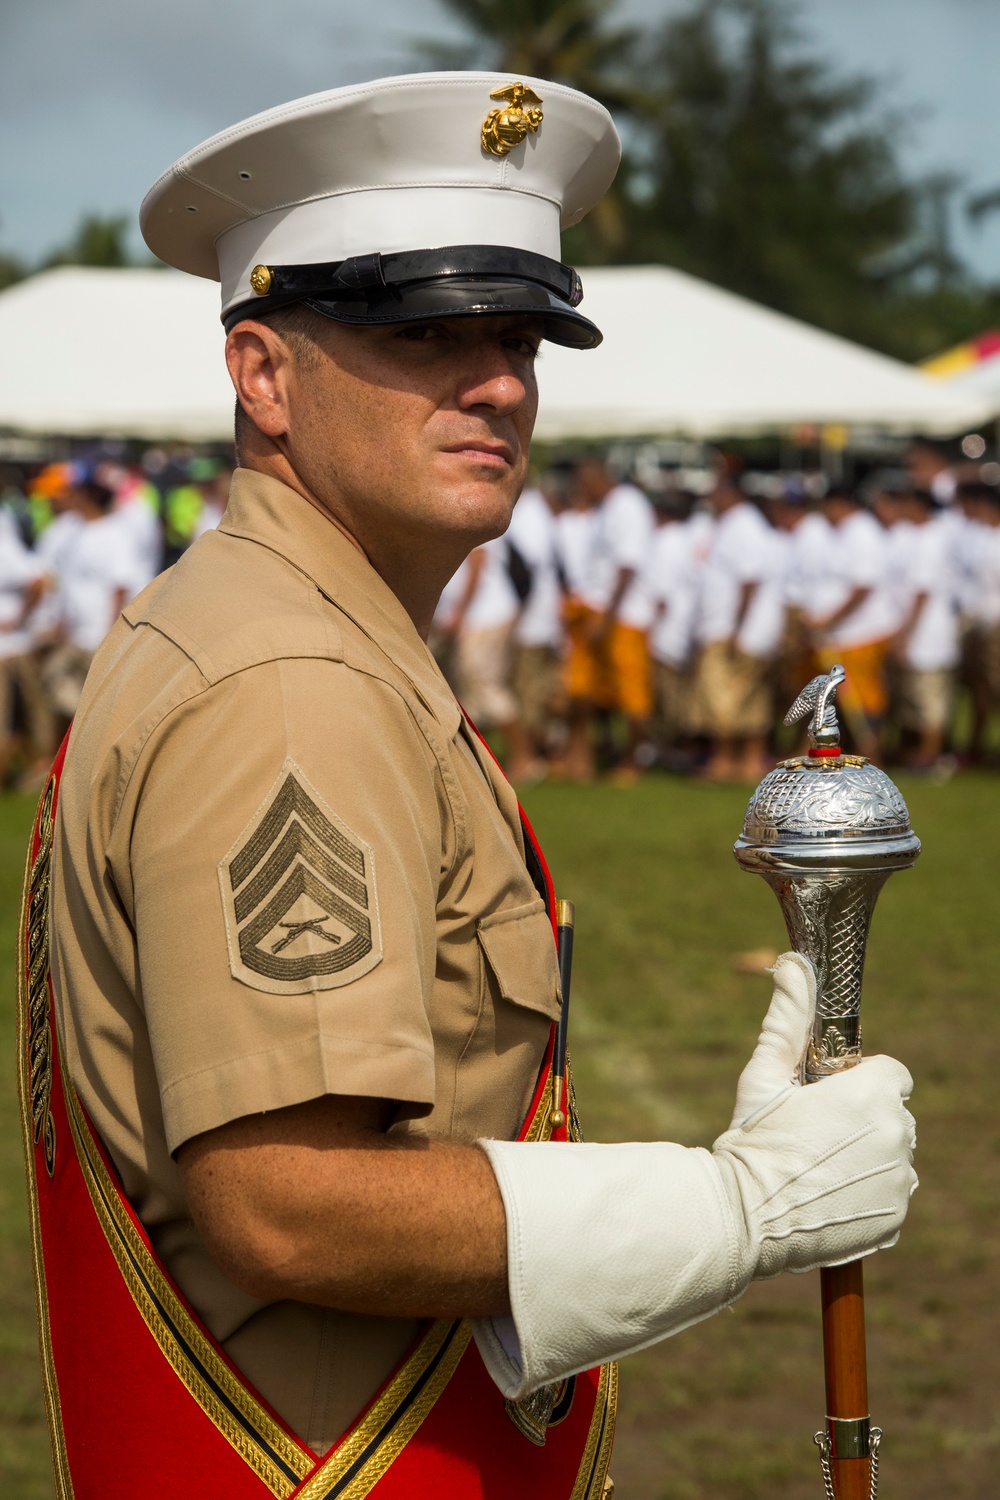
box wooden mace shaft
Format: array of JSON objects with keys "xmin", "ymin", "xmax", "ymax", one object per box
[{"xmin": 821, "ymin": 1259, "xmax": 871, "ymax": 1500}]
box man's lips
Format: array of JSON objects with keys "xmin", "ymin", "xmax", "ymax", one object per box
[{"xmin": 439, "ymin": 441, "xmax": 513, "ymax": 467}]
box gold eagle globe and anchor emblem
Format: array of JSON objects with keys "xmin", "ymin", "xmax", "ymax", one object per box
[{"xmin": 481, "ymin": 82, "xmax": 544, "ymax": 157}]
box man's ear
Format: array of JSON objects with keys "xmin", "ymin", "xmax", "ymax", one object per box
[{"xmin": 225, "ymin": 322, "xmax": 295, "ymax": 442}]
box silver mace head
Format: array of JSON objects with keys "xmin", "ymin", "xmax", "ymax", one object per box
[{"xmin": 733, "ymin": 666, "xmax": 920, "ymax": 1082}]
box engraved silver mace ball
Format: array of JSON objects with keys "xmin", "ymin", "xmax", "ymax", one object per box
[{"xmin": 733, "ymin": 666, "xmax": 920, "ymax": 1081}]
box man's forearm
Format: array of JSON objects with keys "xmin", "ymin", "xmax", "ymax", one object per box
[
  {"xmin": 732, "ymin": 579, "xmax": 758, "ymax": 638},
  {"xmin": 179, "ymin": 1095, "xmax": 509, "ymax": 1318},
  {"xmin": 604, "ymin": 565, "xmax": 634, "ymax": 622},
  {"xmin": 814, "ymin": 584, "xmax": 870, "ymax": 634}
]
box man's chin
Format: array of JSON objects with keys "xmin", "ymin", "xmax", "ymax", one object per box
[{"xmin": 404, "ymin": 503, "xmax": 511, "ymax": 559}]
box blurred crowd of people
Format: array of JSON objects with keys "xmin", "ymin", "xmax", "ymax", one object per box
[
  {"xmin": 432, "ymin": 439, "xmax": 1000, "ymax": 784},
  {"xmin": 0, "ymin": 436, "xmax": 998, "ymax": 791},
  {"xmin": 0, "ymin": 453, "xmax": 231, "ymax": 787}
]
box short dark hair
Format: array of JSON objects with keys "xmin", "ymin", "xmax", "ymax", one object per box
[
  {"xmin": 957, "ymin": 478, "xmax": 1000, "ymax": 507},
  {"xmin": 80, "ymin": 478, "xmax": 115, "ymax": 513},
  {"xmin": 232, "ymin": 302, "xmax": 331, "ymax": 460}
]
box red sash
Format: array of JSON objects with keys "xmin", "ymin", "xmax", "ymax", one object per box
[{"xmin": 18, "ymin": 737, "xmax": 616, "ymax": 1499}]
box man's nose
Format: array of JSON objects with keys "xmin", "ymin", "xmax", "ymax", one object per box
[{"xmin": 455, "ymin": 355, "xmax": 530, "ymax": 417}]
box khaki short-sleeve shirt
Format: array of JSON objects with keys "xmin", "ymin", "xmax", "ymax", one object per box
[{"xmin": 50, "ymin": 469, "xmax": 560, "ymax": 1454}]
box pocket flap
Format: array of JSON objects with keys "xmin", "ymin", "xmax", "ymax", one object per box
[{"xmin": 476, "ymin": 898, "xmax": 561, "ymax": 1022}]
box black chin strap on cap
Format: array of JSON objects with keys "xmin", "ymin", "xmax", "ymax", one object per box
[{"xmin": 223, "ymin": 243, "xmax": 599, "ymax": 348}]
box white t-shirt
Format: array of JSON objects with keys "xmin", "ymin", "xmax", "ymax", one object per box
[
  {"xmin": 810, "ymin": 510, "xmax": 898, "ymax": 649},
  {"xmin": 693, "ymin": 501, "xmax": 777, "ymax": 650},
  {"xmin": 433, "ymin": 560, "xmax": 468, "ymax": 631},
  {"xmin": 738, "ymin": 528, "xmax": 788, "ymax": 660},
  {"xmin": 575, "ymin": 483, "xmax": 657, "ymax": 628},
  {"xmin": 888, "ymin": 516, "xmax": 960, "ymax": 671},
  {"xmin": 460, "ymin": 535, "xmax": 520, "ymax": 631},
  {"xmin": 645, "ymin": 518, "xmax": 702, "ymax": 669},
  {"xmin": 556, "ymin": 508, "xmax": 599, "ymax": 599},
  {"xmin": 946, "ymin": 511, "xmax": 985, "ymax": 617},
  {"xmin": 783, "ymin": 512, "xmax": 835, "ymax": 611},
  {"xmin": 113, "ymin": 487, "xmax": 162, "ymax": 589},
  {"xmin": 57, "ymin": 513, "xmax": 144, "ymax": 652},
  {"xmin": 31, "ymin": 512, "xmax": 84, "ymax": 644},
  {"xmin": 0, "ymin": 514, "xmax": 44, "ymax": 659},
  {"xmin": 965, "ymin": 522, "xmax": 1000, "ymax": 628},
  {"xmin": 507, "ymin": 488, "xmax": 562, "ymax": 648}
]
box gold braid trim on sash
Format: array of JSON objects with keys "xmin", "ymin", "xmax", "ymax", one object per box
[
  {"xmin": 290, "ymin": 1322, "xmax": 470, "ymax": 1500},
  {"xmin": 16, "ymin": 778, "xmax": 74, "ymax": 1500},
  {"xmin": 67, "ymin": 1063, "xmax": 470, "ymax": 1499},
  {"xmin": 569, "ymin": 1360, "xmax": 618, "ymax": 1500},
  {"xmin": 22, "ymin": 761, "xmax": 608, "ymax": 1499},
  {"xmin": 63, "ymin": 1082, "xmax": 311, "ymax": 1495},
  {"xmin": 27, "ymin": 755, "xmax": 464, "ymax": 1499}
]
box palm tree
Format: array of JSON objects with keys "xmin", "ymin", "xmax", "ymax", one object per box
[
  {"xmin": 422, "ymin": 0, "xmax": 637, "ymax": 113},
  {"xmin": 418, "ymin": 0, "xmax": 641, "ymax": 255}
]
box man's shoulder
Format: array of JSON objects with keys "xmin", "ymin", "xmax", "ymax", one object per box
[
  {"xmin": 123, "ymin": 527, "xmax": 342, "ymax": 685},
  {"xmin": 77, "ymin": 528, "xmax": 443, "ymax": 792}
]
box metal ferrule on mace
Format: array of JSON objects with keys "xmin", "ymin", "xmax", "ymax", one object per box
[{"xmin": 733, "ymin": 664, "xmax": 920, "ymax": 1082}]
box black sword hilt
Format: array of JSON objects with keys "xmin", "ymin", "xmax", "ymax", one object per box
[{"xmin": 550, "ymin": 898, "xmax": 575, "ymax": 1129}]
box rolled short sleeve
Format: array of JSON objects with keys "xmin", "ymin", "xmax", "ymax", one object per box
[{"xmin": 126, "ymin": 656, "xmax": 445, "ymax": 1154}]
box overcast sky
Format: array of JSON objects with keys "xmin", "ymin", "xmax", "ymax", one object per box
[{"xmin": 4, "ymin": 0, "xmax": 1000, "ymax": 278}]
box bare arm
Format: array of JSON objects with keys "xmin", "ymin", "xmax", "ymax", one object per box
[
  {"xmin": 589, "ymin": 563, "xmax": 635, "ymax": 643},
  {"xmin": 177, "ymin": 1093, "xmax": 509, "ymax": 1319},
  {"xmin": 725, "ymin": 578, "xmax": 759, "ymax": 650},
  {"xmin": 812, "ymin": 584, "xmax": 870, "ymax": 635},
  {"xmin": 888, "ymin": 590, "xmax": 928, "ymax": 660},
  {"xmin": 0, "ymin": 575, "xmax": 47, "ymax": 633}
]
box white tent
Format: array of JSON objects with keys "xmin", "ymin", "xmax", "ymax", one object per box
[
  {"xmin": 0, "ymin": 267, "xmax": 232, "ymax": 441},
  {"xmin": 533, "ymin": 266, "xmax": 991, "ymax": 440},
  {"xmin": 0, "ymin": 264, "xmax": 989, "ymax": 442}
]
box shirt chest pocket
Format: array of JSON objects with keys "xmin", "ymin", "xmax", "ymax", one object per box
[{"xmin": 476, "ymin": 898, "xmax": 562, "ymax": 1024}]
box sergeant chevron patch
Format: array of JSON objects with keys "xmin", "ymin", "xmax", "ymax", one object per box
[{"xmin": 219, "ymin": 760, "xmax": 382, "ymax": 994}]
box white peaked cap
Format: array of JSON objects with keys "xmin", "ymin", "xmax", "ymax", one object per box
[{"xmin": 140, "ymin": 72, "xmax": 621, "ymax": 348}]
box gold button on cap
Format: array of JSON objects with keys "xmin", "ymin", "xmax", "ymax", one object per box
[{"xmin": 249, "ymin": 264, "xmax": 273, "ymax": 296}]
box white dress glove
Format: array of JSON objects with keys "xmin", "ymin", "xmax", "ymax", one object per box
[{"xmin": 473, "ymin": 952, "xmax": 917, "ymax": 1400}]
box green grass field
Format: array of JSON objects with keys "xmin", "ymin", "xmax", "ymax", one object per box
[{"xmin": 0, "ymin": 774, "xmax": 997, "ymax": 1497}]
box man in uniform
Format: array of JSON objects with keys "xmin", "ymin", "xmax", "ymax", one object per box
[{"xmin": 23, "ymin": 74, "xmax": 917, "ymax": 1497}]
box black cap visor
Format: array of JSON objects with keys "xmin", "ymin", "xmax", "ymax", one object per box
[{"xmin": 223, "ymin": 245, "xmax": 602, "ymax": 349}]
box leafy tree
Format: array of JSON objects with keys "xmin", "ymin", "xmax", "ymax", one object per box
[
  {"xmin": 422, "ymin": 0, "xmax": 993, "ymax": 359},
  {"xmin": 420, "ymin": 0, "xmax": 642, "ymax": 255},
  {"xmin": 44, "ymin": 214, "xmax": 133, "ymax": 269},
  {"xmin": 420, "ymin": 0, "xmax": 637, "ymax": 110},
  {"xmin": 0, "ymin": 252, "xmax": 26, "ymax": 294},
  {"xmin": 603, "ymin": 0, "xmax": 964, "ymax": 357}
]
